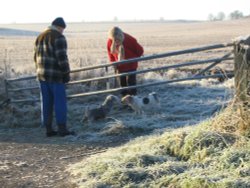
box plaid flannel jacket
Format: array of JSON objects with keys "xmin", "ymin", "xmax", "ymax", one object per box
[{"xmin": 34, "ymin": 26, "xmax": 70, "ymax": 83}]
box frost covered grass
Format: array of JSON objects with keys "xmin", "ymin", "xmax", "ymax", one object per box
[
  {"xmin": 68, "ymin": 112, "xmax": 250, "ymax": 188},
  {"xmin": 1, "ymin": 20, "xmax": 250, "ymax": 187}
]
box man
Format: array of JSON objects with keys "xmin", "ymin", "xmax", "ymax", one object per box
[
  {"xmin": 34, "ymin": 17, "xmax": 74, "ymax": 137},
  {"xmin": 107, "ymin": 27, "xmax": 144, "ymax": 96}
]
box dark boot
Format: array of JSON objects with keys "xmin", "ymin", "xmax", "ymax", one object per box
[
  {"xmin": 46, "ymin": 124, "xmax": 57, "ymax": 137},
  {"xmin": 58, "ymin": 124, "xmax": 75, "ymax": 137},
  {"xmin": 46, "ymin": 131, "xmax": 57, "ymax": 137},
  {"xmin": 45, "ymin": 111, "xmax": 57, "ymax": 137}
]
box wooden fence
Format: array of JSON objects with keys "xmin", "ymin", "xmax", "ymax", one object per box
[
  {"xmin": 4, "ymin": 42, "xmax": 234, "ymax": 104},
  {"xmin": 234, "ymin": 41, "xmax": 250, "ymax": 134}
]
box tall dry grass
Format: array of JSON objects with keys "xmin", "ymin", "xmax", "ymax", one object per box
[{"xmin": 67, "ymin": 116, "xmax": 250, "ymax": 188}]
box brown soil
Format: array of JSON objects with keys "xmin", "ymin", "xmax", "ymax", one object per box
[{"xmin": 0, "ymin": 128, "xmax": 127, "ymax": 188}]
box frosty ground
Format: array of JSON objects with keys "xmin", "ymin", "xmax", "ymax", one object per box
[
  {"xmin": 66, "ymin": 70, "xmax": 234, "ymax": 145},
  {"xmin": 0, "ymin": 19, "xmax": 247, "ymax": 187},
  {"xmin": 0, "ymin": 70, "xmax": 234, "ymax": 187}
]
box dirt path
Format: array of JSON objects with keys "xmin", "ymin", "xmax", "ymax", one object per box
[{"xmin": 0, "ymin": 127, "xmax": 127, "ymax": 188}]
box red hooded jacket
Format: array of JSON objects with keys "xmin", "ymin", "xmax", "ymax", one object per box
[{"xmin": 107, "ymin": 33, "xmax": 144, "ymax": 72}]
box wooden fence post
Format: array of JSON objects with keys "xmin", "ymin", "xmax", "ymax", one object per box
[{"xmin": 234, "ymin": 42, "xmax": 250, "ymax": 135}]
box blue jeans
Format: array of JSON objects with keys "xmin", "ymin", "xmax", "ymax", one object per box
[{"xmin": 39, "ymin": 81, "xmax": 67, "ymax": 127}]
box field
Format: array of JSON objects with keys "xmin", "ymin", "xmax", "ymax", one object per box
[{"xmin": 0, "ymin": 18, "xmax": 250, "ymax": 187}]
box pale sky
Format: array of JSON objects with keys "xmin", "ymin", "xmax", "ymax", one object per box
[{"xmin": 1, "ymin": 0, "xmax": 250, "ymax": 24}]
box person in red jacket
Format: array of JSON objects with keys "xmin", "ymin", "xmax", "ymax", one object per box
[{"xmin": 107, "ymin": 27, "xmax": 144, "ymax": 96}]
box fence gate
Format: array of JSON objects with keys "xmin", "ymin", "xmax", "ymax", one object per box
[
  {"xmin": 234, "ymin": 42, "xmax": 250, "ymax": 134},
  {"xmin": 3, "ymin": 42, "xmax": 234, "ymax": 104}
]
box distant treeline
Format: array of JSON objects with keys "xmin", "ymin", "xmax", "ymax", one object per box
[{"xmin": 208, "ymin": 10, "xmax": 247, "ymax": 21}]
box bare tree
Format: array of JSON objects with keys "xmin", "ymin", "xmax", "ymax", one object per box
[
  {"xmin": 208, "ymin": 14, "xmax": 215, "ymax": 21},
  {"xmin": 229, "ymin": 10, "xmax": 244, "ymax": 20},
  {"xmin": 217, "ymin": 12, "xmax": 225, "ymax": 21},
  {"xmin": 208, "ymin": 12, "xmax": 225, "ymax": 21}
]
